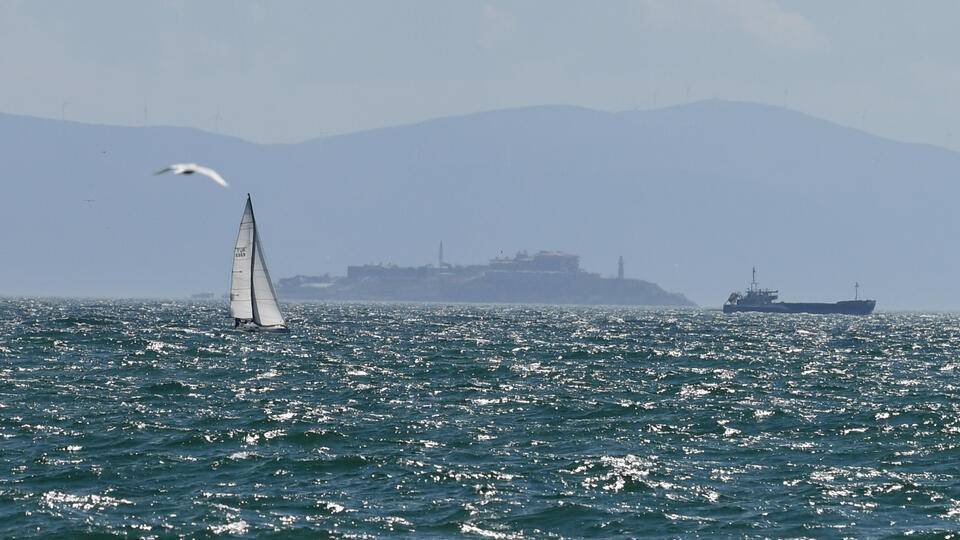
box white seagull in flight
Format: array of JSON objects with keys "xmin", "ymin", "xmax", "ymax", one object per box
[{"xmin": 154, "ymin": 163, "xmax": 229, "ymax": 188}]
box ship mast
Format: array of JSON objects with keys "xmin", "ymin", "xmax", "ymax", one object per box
[{"xmin": 751, "ymin": 267, "xmax": 758, "ymax": 292}]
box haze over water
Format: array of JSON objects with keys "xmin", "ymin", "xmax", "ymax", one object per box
[{"xmin": 2, "ymin": 299, "xmax": 959, "ymax": 537}]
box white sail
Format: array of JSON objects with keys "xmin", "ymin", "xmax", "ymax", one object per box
[
  {"xmin": 229, "ymin": 197, "xmax": 255, "ymax": 320},
  {"xmin": 251, "ymin": 232, "xmax": 285, "ymax": 327},
  {"xmin": 230, "ymin": 195, "xmax": 285, "ymax": 328}
]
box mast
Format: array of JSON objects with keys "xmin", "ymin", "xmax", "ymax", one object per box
[
  {"xmin": 855, "ymin": 282, "xmax": 860, "ymax": 300},
  {"xmin": 751, "ymin": 267, "xmax": 757, "ymax": 291},
  {"xmin": 248, "ymin": 194, "xmax": 260, "ymax": 324}
]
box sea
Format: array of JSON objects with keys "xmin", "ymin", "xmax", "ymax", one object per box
[{"xmin": 1, "ymin": 298, "xmax": 959, "ymax": 538}]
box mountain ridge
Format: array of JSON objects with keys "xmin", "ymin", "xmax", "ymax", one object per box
[{"xmin": 2, "ymin": 100, "xmax": 958, "ymax": 309}]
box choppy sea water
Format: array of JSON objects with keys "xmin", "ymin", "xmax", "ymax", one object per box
[{"xmin": 1, "ymin": 299, "xmax": 960, "ymax": 538}]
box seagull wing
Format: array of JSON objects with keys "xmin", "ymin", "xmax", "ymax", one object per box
[
  {"xmin": 193, "ymin": 165, "xmax": 229, "ymax": 188},
  {"xmin": 155, "ymin": 163, "xmax": 194, "ymax": 175}
]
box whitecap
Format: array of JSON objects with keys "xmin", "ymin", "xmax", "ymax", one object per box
[{"xmin": 209, "ymin": 520, "xmax": 249, "ymax": 535}]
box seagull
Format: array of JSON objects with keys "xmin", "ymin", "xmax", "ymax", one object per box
[{"xmin": 154, "ymin": 163, "xmax": 229, "ymax": 188}]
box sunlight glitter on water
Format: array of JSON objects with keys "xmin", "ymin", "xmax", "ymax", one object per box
[{"xmin": 1, "ymin": 300, "xmax": 960, "ymax": 536}]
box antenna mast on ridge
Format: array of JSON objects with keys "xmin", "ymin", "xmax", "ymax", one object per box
[{"xmin": 855, "ymin": 282, "xmax": 860, "ymax": 300}]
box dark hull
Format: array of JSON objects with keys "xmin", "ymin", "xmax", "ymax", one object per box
[{"xmin": 723, "ymin": 300, "xmax": 875, "ymax": 315}]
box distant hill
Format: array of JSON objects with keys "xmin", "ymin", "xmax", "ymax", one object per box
[
  {"xmin": 2, "ymin": 100, "xmax": 959, "ymax": 309},
  {"xmin": 276, "ymin": 251, "xmax": 695, "ymax": 307}
]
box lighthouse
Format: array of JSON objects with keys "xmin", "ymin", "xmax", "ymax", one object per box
[{"xmin": 618, "ymin": 255, "xmax": 624, "ymax": 280}]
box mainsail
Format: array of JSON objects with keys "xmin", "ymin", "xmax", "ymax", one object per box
[{"xmin": 230, "ymin": 195, "xmax": 286, "ymax": 328}]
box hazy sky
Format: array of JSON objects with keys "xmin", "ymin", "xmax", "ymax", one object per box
[{"xmin": 2, "ymin": 0, "xmax": 959, "ymax": 145}]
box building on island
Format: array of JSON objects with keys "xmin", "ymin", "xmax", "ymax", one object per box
[{"xmin": 278, "ymin": 248, "xmax": 693, "ymax": 307}]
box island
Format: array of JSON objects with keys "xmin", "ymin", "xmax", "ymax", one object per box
[{"xmin": 277, "ymin": 249, "xmax": 694, "ymax": 307}]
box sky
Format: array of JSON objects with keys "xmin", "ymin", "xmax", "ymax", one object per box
[{"xmin": 1, "ymin": 0, "xmax": 959, "ymax": 146}]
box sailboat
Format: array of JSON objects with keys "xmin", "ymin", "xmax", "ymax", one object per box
[{"xmin": 229, "ymin": 194, "xmax": 288, "ymax": 332}]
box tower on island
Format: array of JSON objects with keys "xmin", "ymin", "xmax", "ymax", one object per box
[
  {"xmin": 438, "ymin": 241, "xmax": 444, "ymax": 267},
  {"xmin": 618, "ymin": 255, "xmax": 624, "ymax": 280}
]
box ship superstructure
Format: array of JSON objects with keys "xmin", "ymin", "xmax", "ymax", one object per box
[{"xmin": 725, "ymin": 267, "xmax": 779, "ymax": 308}]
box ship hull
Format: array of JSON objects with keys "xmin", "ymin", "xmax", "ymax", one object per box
[{"xmin": 723, "ymin": 300, "xmax": 876, "ymax": 315}]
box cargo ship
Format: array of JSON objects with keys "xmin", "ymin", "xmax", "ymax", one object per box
[{"xmin": 723, "ymin": 268, "xmax": 875, "ymax": 315}]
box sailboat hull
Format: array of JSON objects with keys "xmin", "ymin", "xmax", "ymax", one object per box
[{"xmin": 237, "ymin": 322, "xmax": 289, "ymax": 333}]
